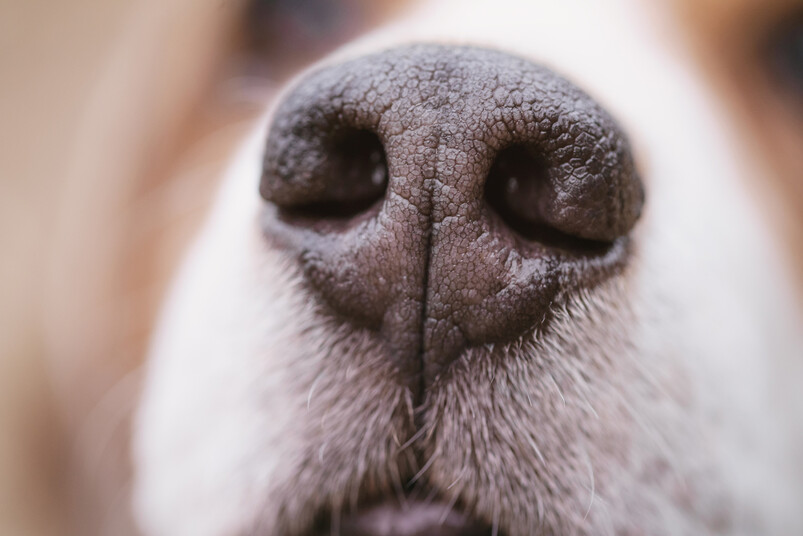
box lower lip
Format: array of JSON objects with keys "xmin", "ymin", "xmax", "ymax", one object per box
[{"xmin": 320, "ymin": 499, "xmax": 495, "ymax": 536}]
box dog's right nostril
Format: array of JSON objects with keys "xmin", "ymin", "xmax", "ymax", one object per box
[{"xmin": 261, "ymin": 126, "xmax": 388, "ymax": 220}]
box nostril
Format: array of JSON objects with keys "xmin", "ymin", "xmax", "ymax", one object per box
[
  {"xmin": 261, "ymin": 127, "xmax": 388, "ymax": 221},
  {"xmin": 484, "ymin": 145, "xmax": 614, "ymax": 255}
]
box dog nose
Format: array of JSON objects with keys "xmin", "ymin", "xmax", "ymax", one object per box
[{"xmin": 260, "ymin": 44, "xmax": 644, "ymax": 388}]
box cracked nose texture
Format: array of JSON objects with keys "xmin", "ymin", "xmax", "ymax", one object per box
[{"xmin": 260, "ymin": 44, "xmax": 644, "ymax": 389}]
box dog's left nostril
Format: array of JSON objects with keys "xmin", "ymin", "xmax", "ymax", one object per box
[
  {"xmin": 483, "ymin": 145, "xmax": 623, "ymax": 255},
  {"xmin": 484, "ymin": 145, "xmax": 595, "ymax": 251}
]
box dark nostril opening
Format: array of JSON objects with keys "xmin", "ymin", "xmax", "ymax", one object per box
[
  {"xmin": 273, "ymin": 128, "xmax": 388, "ymax": 221},
  {"xmin": 484, "ymin": 145, "xmax": 613, "ymax": 255}
]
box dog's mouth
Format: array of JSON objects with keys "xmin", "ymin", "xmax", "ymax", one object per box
[{"xmin": 311, "ymin": 496, "xmax": 497, "ymax": 536}]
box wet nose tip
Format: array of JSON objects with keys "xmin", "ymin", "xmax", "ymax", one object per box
[{"xmin": 260, "ymin": 44, "xmax": 644, "ymax": 387}]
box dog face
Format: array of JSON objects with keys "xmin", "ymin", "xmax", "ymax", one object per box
[{"xmin": 127, "ymin": 0, "xmax": 803, "ymax": 535}]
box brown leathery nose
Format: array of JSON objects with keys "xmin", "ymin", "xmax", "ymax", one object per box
[{"xmin": 260, "ymin": 44, "xmax": 644, "ymax": 391}]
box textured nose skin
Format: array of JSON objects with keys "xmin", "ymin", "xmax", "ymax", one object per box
[{"xmin": 260, "ymin": 44, "xmax": 643, "ymax": 388}]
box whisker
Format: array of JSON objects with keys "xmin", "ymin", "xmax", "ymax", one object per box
[
  {"xmin": 548, "ymin": 373, "xmax": 566, "ymax": 406},
  {"xmin": 407, "ymin": 450, "xmax": 437, "ymax": 487},
  {"xmin": 447, "ymin": 468, "xmax": 464, "ymax": 490},
  {"xmin": 582, "ymin": 449, "xmax": 596, "ymax": 521},
  {"xmin": 438, "ymin": 488, "xmax": 462, "ymax": 524},
  {"xmin": 397, "ymin": 425, "xmax": 428, "ymax": 453},
  {"xmin": 307, "ymin": 372, "xmax": 324, "ymax": 410}
]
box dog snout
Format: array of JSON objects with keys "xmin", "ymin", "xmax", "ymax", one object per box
[{"xmin": 260, "ymin": 44, "xmax": 644, "ymax": 388}]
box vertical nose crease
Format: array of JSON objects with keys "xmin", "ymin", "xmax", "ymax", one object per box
[
  {"xmin": 383, "ymin": 112, "xmax": 469, "ymax": 393},
  {"xmin": 383, "ymin": 85, "xmax": 491, "ymax": 390},
  {"xmin": 380, "ymin": 122, "xmax": 441, "ymax": 392}
]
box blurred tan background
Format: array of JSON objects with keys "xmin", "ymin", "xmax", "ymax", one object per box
[{"xmin": 1, "ymin": 2, "xmax": 151, "ymax": 533}]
